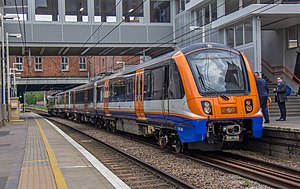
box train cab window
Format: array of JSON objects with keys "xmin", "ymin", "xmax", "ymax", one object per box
[
  {"xmin": 109, "ymin": 83, "xmax": 115, "ymax": 102},
  {"xmin": 169, "ymin": 62, "xmax": 184, "ymax": 99},
  {"xmin": 87, "ymin": 88, "xmax": 93, "ymax": 103},
  {"xmin": 126, "ymin": 78, "xmax": 134, "ymax": 101}
]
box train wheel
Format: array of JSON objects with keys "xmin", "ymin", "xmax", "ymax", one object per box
[{"xmin": 173, "ymin": 138, "xmax": 183, "ymax": 153}]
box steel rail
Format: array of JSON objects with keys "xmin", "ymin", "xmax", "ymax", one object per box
[{"xmin": 46, "ymin": 117, "xmax": 198, "ymax": 189}]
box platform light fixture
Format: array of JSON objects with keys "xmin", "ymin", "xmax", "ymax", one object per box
[
  {"xmin": 128, "ymin": 9, "xmax": 134, "ymax": 13},
  {"xmin": 79, "ymin": 7, "xmax": 84, "ymax": 12}
]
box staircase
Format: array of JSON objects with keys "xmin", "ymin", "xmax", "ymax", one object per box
[{"xmin": 265, "ymin": 79, "xmax": 300, "ymax": 118}]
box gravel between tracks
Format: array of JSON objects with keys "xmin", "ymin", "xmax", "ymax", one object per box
[{"xmin": 46, "ymin": 117, "xmax": 278, "ymax": 189}]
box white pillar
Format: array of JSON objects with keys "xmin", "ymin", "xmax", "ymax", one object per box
[{"xmin": 253, "ymin": 16, "xmax": 262, "ymax": 73}]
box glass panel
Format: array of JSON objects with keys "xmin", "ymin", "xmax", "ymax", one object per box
[
  {"xmin": 235, "ymin": 24, "xmax": 243, "ymax": 46},
  {"xmin": 123, "ymin": 0, "xmax": 144, "ymax": 23},
  {"xmin": 4, "ymin": 0, "xmax": 28, "ymax": 20},
  {"xmin": 243, "ymin": 0, "xmax": 256, "ymax": 7},
  {"xmin": 227, "ymin": 27, "xmax": 234, "ymax": 47},
  {"xmin": 211, "ymin": 0, "xmax": 217, "ymax": 21},
  {"xmin": 79, "ymin": 57, "xmax": 86, "ymax": 70},
  {"xmin": 94, "ymin": 0, "xmax": 116, "ymax": 22},
  {"xmin": 225, "ymin": 0, "xmax": 239, "ymax": 15},
  {"xmin": 150, "ymin": 0, "xmax": 170, "ymax": 23},
  {"xmin": 15, "ymin": 56, "xmax": 23, "ymax": 70},
  {"xmin": 196, "ymin": 9, "xmax": 203, "ymax": 26},
  {"xmin": 65, "ymin": 0, "xmax": 88, "ymax": 22},
  {"xmin": 287, "ymin": 26, "xmax": 298, "ymax": 49},
  {"xmin": 35, "ymin": 0, "xmax": 58, "ymax": 21},
  {"xmin": 260, "ymin": 0, "xmax": 274, "ymax": 4},
  {"xmin": 245, "ymin": 21, "xmax": 253, "ymax": 43},
  {"xmin": 204, "ymin": 5, "xmax": 209, "ymax": 24},
  {"xmin": 61, "ymin": 57, "xmax": 69, "ymax": 71},
  {"xmin": 186, "ymin": 49, "xmax": 247, "ymax": 94},
  {"xmin": 35, "ymin": 56, "xmax": 42, "ymax": 70}
]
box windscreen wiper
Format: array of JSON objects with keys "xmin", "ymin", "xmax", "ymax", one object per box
[{"xmin": 195, "ymin": 65, "xmax": 229, "ymax": 100}]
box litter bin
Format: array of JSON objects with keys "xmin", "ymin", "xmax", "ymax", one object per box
[{"xmin": 10, "ymin": 97, "xmax": 19, "ymax": 120}]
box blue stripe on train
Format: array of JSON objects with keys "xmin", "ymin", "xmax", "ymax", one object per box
[{"xmin": 100, "ymin": 110, "xmax": 263, "ymax": 143}]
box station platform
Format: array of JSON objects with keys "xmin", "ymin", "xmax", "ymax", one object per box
[
  {"xmin": 263, "ymin": 116, "xmax": 300, "ymax": 132},
  {"xmin": 0, "ymin": 113, "xmax": 129, "ymax": 189}
]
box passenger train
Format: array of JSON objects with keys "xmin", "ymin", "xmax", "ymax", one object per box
[{"xmin": 47, "ymin": 43, "xmax": 263, "ymax": 151}]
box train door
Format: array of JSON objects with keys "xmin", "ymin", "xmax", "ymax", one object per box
[
  {"xmin": 104, "ymin": 80, "xmax": 110, "ymax": 115},
  {"xmin": 135, "ymin": 69, "xmax": 146, "ymax": 119}
]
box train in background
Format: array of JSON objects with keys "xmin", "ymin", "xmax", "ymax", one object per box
[{"xmin": 47, "ymin": 43, "xmax": 263, "ymax": 152}]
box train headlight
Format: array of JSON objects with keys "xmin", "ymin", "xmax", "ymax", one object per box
[
  {"xmin": 201, "ymin": 101, "xmax": 213, "ymax": 115},
  {"xmin": 244, "ymin": 99, "xmax": 253, "ymax": 114}
]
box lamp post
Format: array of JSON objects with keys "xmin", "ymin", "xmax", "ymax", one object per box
[
  {"xmin": 6, "ymin": 33, "xmax": 21, "ymax": 121},
  {"xmin": 0, "ymin": 14, "xmax": 19, "ymax": 124}
]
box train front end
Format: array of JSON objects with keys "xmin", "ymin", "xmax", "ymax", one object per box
[{"xmin": 174, "ymin": 43, "xmax": 263, "ymax": 151}]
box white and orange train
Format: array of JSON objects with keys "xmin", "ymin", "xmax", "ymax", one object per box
[{"xmin": 47, "ymin": 43, "xmax": 263, "ymax": 151}]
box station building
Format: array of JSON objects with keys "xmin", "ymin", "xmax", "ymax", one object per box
[{"xmin": 0, "ymin": 0, "xmax": 299, "ymax": 92}]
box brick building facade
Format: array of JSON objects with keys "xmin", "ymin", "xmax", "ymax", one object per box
[{"xmin": 9, "ymin": 55, "xmax": 141, "ymax": 80}]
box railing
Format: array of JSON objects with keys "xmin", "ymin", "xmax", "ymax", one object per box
[{"xmin": 262, "ymin": 58, "xmax": 300, "ymax": 94}]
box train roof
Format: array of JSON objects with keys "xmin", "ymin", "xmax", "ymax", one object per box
[{"xmin": 180, "ymin": 43, "xmax": 239, "ymax": 54}]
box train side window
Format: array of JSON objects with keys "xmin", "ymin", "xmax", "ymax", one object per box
[
  {"xmin": 70, "ymin": 92, "xmax": 74, "ymax": 104},
  {"xmin": 152, "ymin": 67, "xmax": 164, "ymax": 100},
  {"xmin": 65, "ymin": 93, "xmax": 69, "ymax": 104},
  {"xmin": 109, "ymin": 83, "xmax": 115, "ymax": 102},
  {"xmin": 76, "ymin": 90, "xmax": 84, "ymax": 103},
  {"xmin": 169, "ymin": 61, "xmax": 185, "ymax": 99},
  {"xmin": 144, "ymin": 71, "xmax": 153, "ymax": 100},
  {"xmin": 97, "ymin": 86, "xmax": 104, "ymax": 103},
  {"xmin": 126, "ymin": 78, "xmax": 134, "ymax": 101},
  {"xmin": 116, "ymin": 79, "xmax": 126, "ymax": 102},
  {"xmin": 87, "ymin": 88, "xmax": 93, "ymax": 103}
]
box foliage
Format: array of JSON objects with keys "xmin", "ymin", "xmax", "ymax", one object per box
[
  {"xmin": 29, "ymin": 105, "xmax": 47, "ymax": 111},
  {"xmin": 24, "ymin": 91, "xmax": 44, "ymax": 105}
]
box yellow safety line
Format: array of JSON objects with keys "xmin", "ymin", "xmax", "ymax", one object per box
[{"xmin": 34, "ymin": 116, "xmax": 68, "ymax": 189}]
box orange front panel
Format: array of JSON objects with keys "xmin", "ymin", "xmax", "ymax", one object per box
[{"xmin": 173, "ymin": 50, "xmax": 262, "ymax": 119}]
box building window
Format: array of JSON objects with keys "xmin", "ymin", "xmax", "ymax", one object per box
[
  {"xmin": 287, "ymin": 26, "xmax": 298, "ymax": 49},
  {"xmin": 235, "ymin": 24, "xmax": 243, "ymax": 46},
  {"xmin": 204, "ymin": 5, "xmax": 209, "ymax": 25},
  {"xmin": 227, "ymin": 27, "xmax": 234, "ymax": 47},
  {"xmin": 150, "ymin": 0, "xmax": 170, "ymax": 23},
  {"xmin": 196, "ymin": 9, "xmax": 203, "ymax": 26},
  {"xmin": 94, "ymin": 0, "xmax": 116, "ymax": 22},
  {"xmin": 245, "ymin": 21, "xmax": 253, "ymax": 43},
  {"xmin": 4, "ymin": 0, "xmax": 28, "ymax": 20},
  {"xmin": 175, "ymin": 0, "xmax": 190, "ymax": 14},
  {"xmin": 123, "ymin": 0, "xmax": 144, "ymax": 23},
  {"xmin": 227, "ymin": 21, "xmax": 253, "ymax": 47},
  {"xmin": 243, "ymin": 0, "xmax": 256, "ymax": 7},
  {"xmin": 61, "ymin": 57, "xmax": 69, "ymax": 71},
  {"xmin": 35, "ymin": 0, "xmax": 58, "ymax": 21},
  {"xmin": 79, "ymin": 57, "xmax": 87, "ymax": 71},
  {"xmin": 225, "ymin": 0, "xmax": 239, "ymax": 16},
  {"xmin": 211, "ymin": 0, "xmax": 217, "ymax": 22},
  {"xmin": 65, "ymin": 0, "xmax": 88, "ymax": 22},
  {"xmin": 15, "ymin": 56, "xmax": 23, "ymax": 71},
  {"xmin": 35, "ymin": 57, "xmax": 42, "ymax": 71}
]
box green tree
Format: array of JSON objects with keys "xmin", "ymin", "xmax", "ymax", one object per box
[{"xmin": 24, "ymin": 91, "xmax": 44, "ymax": 105}]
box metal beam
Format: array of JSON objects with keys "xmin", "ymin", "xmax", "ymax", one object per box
[{"xmin": 40, "ymin": 47, "xmax": 45, "ymax": 55}]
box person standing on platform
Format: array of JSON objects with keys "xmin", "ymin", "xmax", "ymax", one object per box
[
  {"xmin": 254, "ymin": 72, "xmax": 270, "ymax": 123},
  {"xmin": 273, "ymin": 77, "xmax": 287, "ymax": 121}
]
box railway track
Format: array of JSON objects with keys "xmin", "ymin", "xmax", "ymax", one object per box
[
  {"xmin": 32, "ymin": 109, "xmax": 300, "ymax": 189},
  {"xmin": 40, "ymin": 113, "xmax": 197, "ymax": 189}
]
